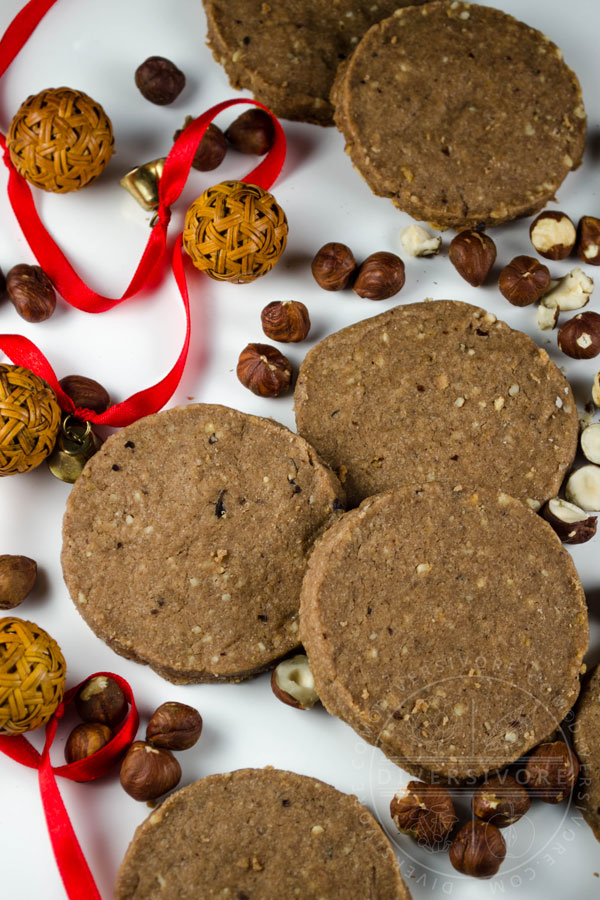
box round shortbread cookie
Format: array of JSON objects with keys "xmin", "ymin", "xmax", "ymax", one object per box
[
  {"xmin": 331, "ymin": 0, "xmax": 586, "ymax": 228},
  {"xmin": 574, "ymin": 665, "xmax": 600, "ymax": 842},
  {"xmin": 300, "ymin": 484, "xmax": 588, "ymax": 781},
  {"xmin": 62, "ymin": 404, "xmax": 343, "ymax": 683},
  {"xmin": 116, "ymin": 768, "xmax": 411, "ymax": 899},
  {"xmin": 295, "ymin": 300, "xmax": 579, "ymax": 509}
]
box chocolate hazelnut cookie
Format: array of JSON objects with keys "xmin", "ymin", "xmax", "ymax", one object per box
[
  {"xmin": 62, "ymin": 404, "xmax": 343, "ymax": 683},
  {"xmin": 295, "ymin": 300, "xmax": 578, "ymax": 508},
  {"xmin": 574, "ymin": 665, "xmax": 600, "ymax": 841},
  {"xmin": 202, "ymin": 0, "xmax": 426, "ymax": 126},
  {"xmin": 300, "ymin": 484, "xmax": 588, "ymax": 781},
  {"xmin": 116, "ymin": 768, "xmax": 410, "ymax": 899},
  {"xmin": 332, "ymin": 1, "xmax": 586, "ymax": 228}
]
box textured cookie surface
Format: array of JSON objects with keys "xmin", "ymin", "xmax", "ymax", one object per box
[
  {"xmin": 332, "ymin": 0, "xmax": 586, "ymax": 227},
  {"xmin": 575, "ymin": 666, "xmax": 600, "ymax": 841},
  {"xmin": 203, "ymin": 0, "xmax": 426, "ymax": 125},
  {"xmin": 300, "ymin": 484, "xmax": 588, "ymax": 781},
  {"xmin": 116, "ymin": 768, "xmax": 410, "ymax": 899},
  {"xmin": 62, "ymin": 404, "xmax": 343, "ymax": 683},
  {"xmin": 295, "ymin": 300, "xmax": 578, "ymax": 508}
]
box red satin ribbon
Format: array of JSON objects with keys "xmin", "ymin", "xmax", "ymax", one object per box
[
  {"xmin": 0, "ymin": 672, "xmax": 139, "ymax": 900},
  {"xmin": 0, "ymin": 0, "xmax": 286, "ymax": 426}
]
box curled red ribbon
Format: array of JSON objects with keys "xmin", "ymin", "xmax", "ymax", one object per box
[
  {"xmin": 0, "ymin": 672, "xmax": 139, "ymax": 900},
  {"xmin": 0, "ymin": 0, "xmax": 287, "ymax": 427}
]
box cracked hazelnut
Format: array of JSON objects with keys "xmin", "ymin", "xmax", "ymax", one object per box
[
  {"xmin": 353, "ymin": 251, "xmax": 405, "ymax": 300},
  {"xmin": 498, "ymin": 256, "xmax": 550, "ymax": 306},
  {"xmin": 75, "ymin": 675, "xmax": 127, "ymax": 727},
  {"xmin": 473, "ymin": 775, "xmax": 530, "ymax": 828},
  {"xmin": 65, "ymin": 722, "xmax": 112, "ymax": 764},
  {"xmin": 135, "ymin": 56, "xmax": 185, "ymax": 105},
  {"xmin": 530, "ymin": 210, "xmax": 576, "ymax": 260},
  {"xmin": 0, "ymin": 555, "xmax": 37, "ymax": 609},
  {"xmin": 173, "ymin": 119, "xmax": 227, "ymax": 171},
  {"xmin": 558, "ymin": 312, "xmax": 600, "ymax": 359},
  {"xmin": 225, "ymin": 109, "xmax": 274, "ymax": 155},
  {"xmin": 581, "ymin": 423, "xmax": 600, "ymax": 465},
  {"xmin": 146, "ymin": 702, "xmax": 203, "ymax": 750},
  {"xmin": 448, "ymin": 230, "xmax": 496, "ymax": 287},
  {"xmin": 236, "ymin": 343, "xmax": 292, "ymax": 397},
  {"xmin": 542, "ymin": 497, "xmax": 597, "ymax": 544},
  {"xmin": 271, "ymin": 654, "xmax": 319, "ymax": 710},
  {"xmin": 449, "ymin": 820, "xmax": 506, "ymax": 879},
  {"xmin": 261, "ymin": 301, "xmax": 310, "ymax": 343},
  {"xmin": 522, "ymin": 741, "xmax": 579, "ymax": 803},
  {"xmin": 577, "ymin": 216, "xmax": 600, "ymax": 266},
  {"xmin": 399, "ymin": 224, "xmax": 441, "ymax": 258},
  {"xmin": 565, "ymin": 465, "xmax": 600, "ymax": 511},
  {"xmin": 120, "ymin": 741, "xmax": 181, "ymax": 801},
  {"xmin": 593, "ymin": 372, "xmax": 600, "ymax": 407},
  {"xmin": 311, "ymin": 243, "xmax": 357, "ymax": 291},
  {"xmin": 6, "ymin": 264, "xmax": 56, "ymax": 322},
  {"xmin": 540, "ymin": 267, "xmax": 593, "ymax": 312},
  {"xmin": 59, "ymin": 375, "xmax": 110, "ymax": 414},
  {"xmin": 537, "ymin": 303, "xmax": 560, "ymax": 331},
  {"xmin": 390, "ymin": 781, "xmax": 457, "ymax": 848}
]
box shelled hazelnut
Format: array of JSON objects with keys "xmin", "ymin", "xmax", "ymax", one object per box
[
  {"xmin": 390, "ymin": 781, "xmax": 457, "ymax": 848},
  {"xmin": 135, "ymin": 56, "xmax": 185, "ymax": 105},
  {"xmin": 271, "ymin": 654, "xmax": 319, "ymax": 710},
  {"xmin": 261, "ymin": 301, "xmax": 310, "ymax": 343},
  {"xmin": 522, "ymin": 741, "xmax": 579, "ymax": 803},
  {"xmin": 173, "ymin": 119, "xmax": 227, "ymax": 171},
  {"xmin": 450, "ymin": 820, "xmax": 506, "ymax": 878},
  {"xmin": 581, "ymin": 423, "xmax": 600, "ymax": 465},
  {"xmin": 225, "ymin": 109, "xmax": 274, "ymax": 155},
  {"xmin": 557, "ymin": 312, "xmax": 600, "ymax": 359},
  {"xmin": 530, "ymin": 211, "xmax": 576, "ymax": 260},
  {"xmin": 65, "ymin": 722, "xmax": 112, "ymax": 764},
  {"xmin": 75, "ymin": 675, "xmax": 127, "ymax": 728},
  {"xmin": 6, "ymin": 264, "xmax": 56, "ymax": 322},
  {"xmin": 59, "ymin": 375, "xmax": 110, "ymax": 414},
  {"xmin": 448, "ymin": 230, "xmax": 496, "ymax": 287},
  {"xmin": 564, "ymin": 466, "xmax": 600, "ymax": 511},
  {"xmin": 120, "ymin": 741, "xmax": 181, "ymax": 801},
  {"xmin": 236, "ymin": 343, "xmax": 292, "ymax": 397},
  {"xmin": 577, "ymin": 216, "xmax": 600, "ymax": 265},
  {"xmin": 311, "ymin": 243, "xmax": 357, "ymax": 291},
  {"xmin": 498, "ymin": 256, "xmax": 550, "ymax": 306},
  {"xmin": 353, "ymin": 251, "xmax": 405, "ymax": 300},
  {"xmin": 472, "ymin": 775, "xmax": 530, "ymax": 827},
  {"xmin": 0, "ymin": 555, "xmax": 37, "ymax": 609},
  {"xmin": 146, "ymin": 702, "xmax": 203, "ymax": 750},
  {"xmin": 542, "ymin": 497, "xmax": 597, "ymax": 544}
]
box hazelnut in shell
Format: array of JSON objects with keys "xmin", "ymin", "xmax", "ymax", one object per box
[
  {"xmin": 565, "ymin": 465, "xmax": 600, "ymax": 512},
  {"xmin": 522, "ymin": 741, "xmax": 579, "ymax": 803},
  {"xmin": 542, "ymin": 497, "xmax": 597, "ymax": 544},
  {"xmin": 577, "ymin": 216, "xmax": 600, "ymax": 265},
  {"xmin": 120, "ymin": 741, "xmax": 181, "ymax": 801},
  {"xmin": 236, "ymin": 343, "xmax": 292, "ymax": 397},
  {"xmin": 530, "ymin": 211, "xmax": 576, "ymax": 260},
  {"xmin": 59, "ymin": 375, "xmax": 110, "ymax": 414},
  {"xmin": 311, "ymin": 243, "xmax": 357, "ymax": 291},
  {"xmin": 498, "ymin": 256, "xmax": 550, "ymax": 306},
  {"xmin": 261, "ymin": 301, "xmax": 310, "ymax": 343},
  {"xmin": 65, "ymin": 722, "xmax": 112, "ymax": 764},
  {"xmin": 353, "ymin": 251, "xmax": 405, "ymax": 301},
  {"xmin": 6, "ymin": 264, "xmax": 56, "ymax": 323},
  {"xmin": 225, "ymin": 108, "xmax": 275, "ymax": 156},
  {"xmin": 557, "ymin": 312, "xmax": 600, "ymax": 359},
  {"xmin": 0, "ymin": 555, "xmax": 37, "ymax": 609},
  {"xmin": 390, "ymin": 781, "xmax": 457, "ymax": 848},
  {"xmin": 449, "ymin": 820, "xmax": 506, "ymax": 879},
  {"xmin": 448, "ymin": 230, "xmax": 496, "ymax": 287},
  {"xmin": 271, "ymin": 654, "xmax": 319, "ymax": 710},
  {"xmin": 472, "ymin": 775, "xmax": 530, "ymax": 828},
  {"xmin": 75, "ymin": 675, "xmax": 127, "ymax": 727},
  {"xmin": 146, "ymin": 701, "xmax": 203, "ymax": 750}
]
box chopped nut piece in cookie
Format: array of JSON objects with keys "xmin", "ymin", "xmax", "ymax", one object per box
[
  {"xmin": 399, "ymin": 224, "xmax": 441, "ymax": 257},
  {"xmin": 540, "ymin": 267, "xmax": 593, "ymax": 312}
]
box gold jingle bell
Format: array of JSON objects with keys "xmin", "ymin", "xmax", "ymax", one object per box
[
  {"xmin": 47, "ymin": 415, "xmax": 102, "ymax": 483},
  {"xmin": 120, "ymin": 157, "xmax": 166, "ymax": 212}
]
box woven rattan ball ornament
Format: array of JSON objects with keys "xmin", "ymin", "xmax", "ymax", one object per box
[
  {"xmin": 7, "ymin": 87, "xmax": 114, "ymax": 193},
  {"xmin": 183, "ymin": 181, "xmax": 288, "ymax": 283},
  {"xmin": 0, "ymin": 617, "xmax": 66, "ymax": 735},
  {"xmin": 0, "ymin": 365, "xmax": 61, "ymax": 476}
]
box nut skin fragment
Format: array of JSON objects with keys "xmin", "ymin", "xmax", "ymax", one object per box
[
  {"xmin": 261, "ymin": 301, "xmax": 311, "ymax": 343},
  {"xmin": 236, "ymin": 343, "xmax": 292, "ymax": 397},
  {"xmin": 135, "ymin": 56, "xmax": 185, "ymax": 105},
  {"xmin": 225, "ymin": 109, "xmax": 275, "ymax": 155},
  {"xmin": 146, "ymin": 702, "xmax": 203, "ymax": 750},
  {"xmin": 522, "ymin": 741, "xmax": 579, "ymax": 803},
  {"xmin": 498, "ymin": 256, "xmax": 550, "ymax": 306},
  {"xmin": 448, "ymin": 231, "xmax": 496, "ymax": 287},
  {"xmin": 173, "ymin": 120, "xmax": 227, "ymax": 172},
  {"xmin": 311, "ymin": 243, "xmax": 357, "ymax": 291},
  {"xmin": 75, "ymin": 675, "xmax": 127, "ymax": 727},
  {"xmin": 577, "ymin": 216, "xmax": 600, "ymax": 266},
  {"xmin": 353, "ymin": 251, "xmax": 405, "ymax": 300},
  {"xmin": 565, "ymin": 465, "xmax": 600, "ymax": 511},
  {"xmin": 390, "ymin": 781, "xmax": 457, "ymax": 848},
  {"xmin": 59, "ymin": 375, "xmax": 110, "ymax": 414},
  {"xmin": 542, "ymin": 497, "xmax": 597, "ymax": 544},
  {"xmin": 6, "ymin": 264, "xmax": 56, "ymax": 322},
  {"xmin": 0, "ymin": 555, "xmax": 37, "ymax": 609},
  {"xmin": 271, "ymin": 654, "xmax": 319, "ymax": 710},
  {"xmin": 65, "ymin": 722, "xmax": 112, "ymax": 764},
  {"xmin": 120, "ymin": 741, "xmax": 182, "ymax": 801},
  {"xmin": 530, "ymin": 211, "xmax": 576, "ymax": 260},
  {"xmin": 557, "ymin": 312, "xmax": 600, "ymax": 359},
  {"xmin": 472, "ymin": 775, "xmax": 531, "ymax": 828},
  {"xmin": 449, "ymin": 820, "xmax": 506, "ymax": 879}
]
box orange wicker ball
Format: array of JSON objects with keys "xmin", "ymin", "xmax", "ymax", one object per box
[
  {"xmin": 0, "ymin": 365, "xmax": 61, "ymax": 476},
  {"xmin": 7, "ymin": 86, "xmax": 114, "ymax": 193},
  {"xmin": 183, "ymin": 181, "xmax": 288, "ymax": 283},
  {"xmin": 0, "ymin": 617, "xmax": 66, "ymax": 735}
]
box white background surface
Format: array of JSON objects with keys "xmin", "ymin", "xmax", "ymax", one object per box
[{"xmin": 0, "ymin": 0, "xmax": 599, "ymax": 897}]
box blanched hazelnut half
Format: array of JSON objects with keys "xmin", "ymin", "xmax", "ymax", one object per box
[
  {"xmin": 399, "ymin": 224, "xmax": 441, "ymax": 258},
  {"xmin": 530, "ymin": 211, "xmax": 576, "ymax": 260},
  {"xmin": 271, "ymin": 654, "xmax": 319, "ymax": 709},
  {"xmin": 564, "ymin": 465, "xmax": 600, "ymax": 511},
  {"xmin": 540, "ymin": 267, "xmax": 593, "ymax": 312},
  {"xmin": 542, "ymin": 497, "xmax": 597, "ymax": 544},
  {"xmin": 581, "ymin": 423, "xmax": 600, "ymax": 464}
]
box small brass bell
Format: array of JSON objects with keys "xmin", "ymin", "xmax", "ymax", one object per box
[
  {"xmin": 47, "ymin": 416, "xmax": 102, "ymax": 484},
  {"xmin": 120, "ymin": 157, "xmax": 166, "ymax": 211}
]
